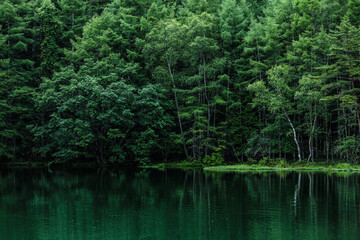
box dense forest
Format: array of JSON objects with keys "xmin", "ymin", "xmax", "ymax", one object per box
[{"xmin": 0, "ymin": 0, "xmax": 359, "ymax": 165}]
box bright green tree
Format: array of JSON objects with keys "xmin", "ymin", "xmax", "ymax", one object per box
[
  {"xmin": 248, "ymin": 64, "xmax": 302, "ymax": 161},
  {"xmin": 324, "ymin": 16, "xmax": 360, "ymax": 133}
]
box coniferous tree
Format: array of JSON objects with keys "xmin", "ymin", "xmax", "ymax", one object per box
[{"xmin": 38, "ymin": 0, "xmax": 62, "ymax": 76}]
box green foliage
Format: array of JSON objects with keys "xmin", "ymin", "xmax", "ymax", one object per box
[
  {"xmin": 247, "ymin": 158, "xmax": 257, "ymax": 164},
  {"xmin": 333, "ymin": 163, "xmax": 352, "ymax": 169},
  {"xmin": 258, "ymin": 157, "xmax": 270, "ymax": 166},
  {"xmin": 202, "ymin": 153, "xmax": 224, "ymax": 166},
  {"xmin": 38, "ymin": 0, "xmax": 62, "ymax": 76},
  {"xmin": 275, "ymin": 160, "xmax": 289, "ymax": 168},
  {"xmin": 0, "ymin": 0, "xmax": 358, "ymax": 165},
  {"xmin": 336, "ymin": 136, "xmax": 360, "ymax": 162},
  {"xmin": 31, "ymin": 67, "xmax": 173, "ymax": 164}
]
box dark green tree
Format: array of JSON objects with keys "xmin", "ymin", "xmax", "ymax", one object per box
[{"xmin": 38, "ymin": 0, "xmax": 62, "ymax": 76}]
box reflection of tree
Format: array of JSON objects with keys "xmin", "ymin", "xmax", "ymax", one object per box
[
  {"xmin": 294, "ymin": 173, "xmax": 301, "ymax": 216},
  {"xmin": 0, "ymin": 169, "xmax": 359, "ymax": 240}
]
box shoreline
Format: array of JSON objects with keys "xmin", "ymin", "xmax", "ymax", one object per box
[
  {"xmin": 203, "ymin": 164, "xmax": 360, "ymax": 173},
  {"xmin": 144, "ymin": 162, "xmax": 360, "ymax": 174},
  {"xmin": 2, "ymin": 161, "xmax": 360, "ymax": 175}
]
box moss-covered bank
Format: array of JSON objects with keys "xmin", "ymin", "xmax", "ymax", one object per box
[
  {"xmin": 204, "ymin": 163, "xmax": 360, "ymax": 174},
  {"xmin": 140, "ymin": 162, "xmax": 203, "ymax": 170}
]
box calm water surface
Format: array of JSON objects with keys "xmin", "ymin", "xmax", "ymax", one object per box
[{"xmin": 0, "ymin": 168, "xmax": 359, "ymax": 240}]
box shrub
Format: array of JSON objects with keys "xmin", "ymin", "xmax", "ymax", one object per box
[
  {"xmin": 275, "ymin": 160, "xmax": 289, "ymax": 168},
  {"xmin": 333, "ymin": 163, "xmax": 352, "ymax": 170},
  {"xmin": 336, "ymin": 136, "xmax": 360, "ymax": 162},
  {"xmin": 247, "ymin": 158, "xmax": 257, "ymax": 164},
  {"xmin": 258, "ymin": 157, "xmax": 270, "ymax": 166},
  {"xmin": 203, "ymin": 153, "xmax": 224, "ymax": 166},
  {"xmin": 258, "ymin": 157, "xmax": 286, "ymax": 166}
]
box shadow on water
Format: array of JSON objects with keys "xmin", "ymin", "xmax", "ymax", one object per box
[{"xmin": 0, "ymin": 168, "xmax": 359, "ymax": 240}]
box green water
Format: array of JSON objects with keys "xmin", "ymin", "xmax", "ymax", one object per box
[{"xmin": 0, "ymin": 169, "xmax": 359, "ymax": 240}]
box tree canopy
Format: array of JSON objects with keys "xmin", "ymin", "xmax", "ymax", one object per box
[{"xmin": 0, "ymin": 0, "xmax": 359, "ymax": 165}]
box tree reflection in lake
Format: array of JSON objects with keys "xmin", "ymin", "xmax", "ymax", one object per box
[{"xmin": 0, "ymin": 168, "xmax": 359, "ymax": 240}]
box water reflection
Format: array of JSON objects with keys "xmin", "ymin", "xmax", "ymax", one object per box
[{"xmin": 0, "ymin": 168, "xmax": 359, "ymax": 240}]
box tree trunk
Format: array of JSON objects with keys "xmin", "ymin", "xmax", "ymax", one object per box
[
  {"xmin": 202, "ymin": 55, "xmax": 210, "ymax": 157},
  {"xmin": 285, "ymin": 112, "xmax": 302, "ymax": 162},
  {"xmin": 308, "ymin": 115, "xmax": 317, "ymax": 162},
  {"xmin": 168, "ymin": 63, "xmax": 189, "ymax": 159}
]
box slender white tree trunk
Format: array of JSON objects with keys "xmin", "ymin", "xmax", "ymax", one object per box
[{"xmin": 285, "ymin": 112, "xmax": 302, "ymax": 162}]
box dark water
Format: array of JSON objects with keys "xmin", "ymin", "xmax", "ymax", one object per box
[{"xmin": 0, "ymin": 168, "xmax": 359, "ymax": 240}]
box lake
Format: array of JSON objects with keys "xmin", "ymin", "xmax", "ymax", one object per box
[{"xmin": 0, "ymin": 168, "xmax": 359, "ymax": 240}]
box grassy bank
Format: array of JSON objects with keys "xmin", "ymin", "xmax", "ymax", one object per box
[
  {"xmin": 145, "ymin": 159, "xmax": 360, "ymax": 174},
  {"xmin": 204, "ymin": 163, "xmax": 360, "ymax": 174},
  {"xmin": 141, "ymin": 162, "xmax": 203, "ymax": 170},
  {"xmin": 4, "ymin": 160, "xmax": 360, "ymax": 175}
]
